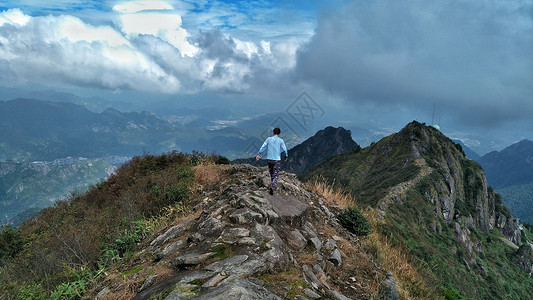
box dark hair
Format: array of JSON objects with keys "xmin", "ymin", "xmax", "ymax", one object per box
[{"xmin": 273, "ymin": 128, "xmax": 281, "ymax": 135}]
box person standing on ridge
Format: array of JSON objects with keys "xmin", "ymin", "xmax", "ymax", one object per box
[{"xmin": 256, "ymin": 127, "xmax": 288, "ymax": 195}]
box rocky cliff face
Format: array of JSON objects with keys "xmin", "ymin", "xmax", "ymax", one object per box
[
  {"xmin": 399, "ymin": 122, "xmax": 522, "ymax": 246},
  {"xmin": 514, "ymin": 243, "xmax": 533, "ymax": 275},
  {"xmin": 90, "ymin": 164, "xmax": 390, "ymax": 300},
  {"xmin": 89, "ymin": 165, "xmax": 394, "ymax": 300},
  {"xmin": 233, "ymin": 126, "xmax": 359, "ymax": 175},
  {"xmin": 303, "ymin": 121, "xmax": 532, "ymax": 298},
  {"xmin": 307, "ymin": 121, "xmax": 522, "ymax": 247}
]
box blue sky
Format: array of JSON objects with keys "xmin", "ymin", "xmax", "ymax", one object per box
[
  {"xmin": 0, "ymin": 1, "xmax": 320, "ymax": 36},
  {"xmin": 1, "ymin": 0, "xmax": 533, "ymax": 152},
  {"xmin": 0, "ymin": 0, "xmax": 319, "ymax": 94}
]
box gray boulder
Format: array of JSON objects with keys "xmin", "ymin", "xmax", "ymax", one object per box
[
  {"xmin": 377, "ymin": 272, "xmax": 399, "ymax": 300},
  {"xmin": 514, "ymin": 243, "xmax": 533, "ymax": 275},
  {"xmin": 194, "ymin": 275, "xmax": 282, "ymax": 300}
]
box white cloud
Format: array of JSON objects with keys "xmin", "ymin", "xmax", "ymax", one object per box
[
  {"xmin": 118, "ymin": 11, "xmax": 198, "ymax": 56},
  {"xmin": 0, "ymin": 10, "xmax": 181, "ymax": 93},
  {"xmin": 0, "ymin": 3, "xmax": 310, "ymax": 95},
  {"xmin": 0, "ymin": 8, "xmax": 30, "ymax": 26},
  {"xmin": 113, "ymin": 0, "xmax": 174, "ymax": 14},
  {"xmin": 59, "ymin": 16, "xmax": 130, "ymax": 47},
  {"xmin": 113, "ymin": 1, "xmax": 199, "ymax": 57}
]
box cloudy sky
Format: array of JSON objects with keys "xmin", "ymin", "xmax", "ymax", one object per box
[{"xmin": 1, "ymin": 0, "xmax": 532, "ymax": 151}]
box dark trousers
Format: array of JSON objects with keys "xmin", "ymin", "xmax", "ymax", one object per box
[{"xmin": 267, "ymin": 160, "xmax": 281, "ymax": 189}]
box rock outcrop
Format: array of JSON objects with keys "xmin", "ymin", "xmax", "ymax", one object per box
[
  {"xmin": 93, "ymin": 164, "xmax": 389, "ymax": 299},
  {"xmin": 513, "ymin": 243, "xmax": 533, "ymax": 275}
]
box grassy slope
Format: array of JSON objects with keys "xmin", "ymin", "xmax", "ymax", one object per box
[
  {"xmin": 302, "ymin": 132, "xmax": 420, "ymax": 207},
  {"xmin": 0, "ymin": 151, "xmax": 209, "ymax": 299},
  {"xmin": 304, "ymin": 121, "xmax": 533, "ymax": 299}
]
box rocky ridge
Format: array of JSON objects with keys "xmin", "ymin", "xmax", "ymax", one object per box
[
  {"xmin": 377, "ymin": 122, "xmax": 527, "ymax": 270},
  {"xmin": 303, "ymin": 121, "xmax": 533, "ymax": 298},
  {"xmin": 92, "ymin": 164, "xmax": 391, "ymax": 299}
]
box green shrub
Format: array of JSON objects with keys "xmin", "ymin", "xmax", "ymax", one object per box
[
  {"xmin": 0, "ymin": 225, "xmax": 25, "ymax": 260},
  {"xmin": 166, "ymin": 186, "xmax": 189, "ymax": 202},
  {"xmin": 111, "ymin": 219, "xmax": 154, "ymax": 257},
  {"xmin": 18, "ymin": 283, "xmax": 47, "ymax": 300},
  {"xmin": 215, "ymin": 155, "xmax": 230, "ymax": 165},
  {"xmin": 444, "ymin": 288, "xmax": 465, "ymax": 300},
  {"xmin": 0, "ymin": 151, "xmax": 198, "ymax": 299},
  {"xmin": 50, "ymin": 267, "xmax": 102, "ymax": 300},
  {"xmin": 338, "ymin": 206, "xmax": 371, "ymax": 236}
]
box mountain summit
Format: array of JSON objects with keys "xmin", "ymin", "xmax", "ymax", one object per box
[
  {"xmin": 0, "ymin": 153, "xmax": 391, "ymax": 299},
  {"xmin": 304, "ymin": 121, "xmax": 533, "ymax": 299}
]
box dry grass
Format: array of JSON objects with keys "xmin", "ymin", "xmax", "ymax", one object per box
[
  {"xmin": 192, "ymin": 164, "xmax": 230, "ymax": 187},
  {"xmin": 261, "ymin": 269, "xmax": 304, "ymax": 285},
  {"xmin": 99, "ymin": 280, "xmax": 137, "ymax": 300},
  {"xmin": 307, "ymin": 177, "xmax": 437, "ymax": 299},
  {"xmin": 305, "ymin": 177, "xmax": 353, "ymax": 208},
  {"xmin": 295, "ymin": 252, "xmax": 319, "ymax": 265},
  {"xmin": 316, "ymin": 224, "xmax": 337, "ymax": 237},
  {"xmin": 148, "ymin": 264, "xmax": 174, "ymax": 282},
  {"xmin": 363, "ymin": 210, "xmax": 438, "ymax": 299}
]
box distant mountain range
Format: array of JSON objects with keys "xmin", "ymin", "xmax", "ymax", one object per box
[
  {"xmin": 477, "ymin": 139, "xmax": 533, "ymax": 224},
  {"xmin": 478, "ymin": 139, "xmax": 533, "ymax": 188},
  {"xmin": 0, "ymin": 158, "xmax": 114, "ymax": 224},
  {"xmin": 232, "ymin": 126, "xmax": 359, "ymax": 175},
  {"xmin": 0, "ymin": 98, "xmax": 183, "ymax": 161},
  {"xmin": 0, "ymin": 98, "xmax": 313, "ymax": 162},
  {"xmin": 0, "ymin": 87, "xmax": 139, "ymax": 113}
]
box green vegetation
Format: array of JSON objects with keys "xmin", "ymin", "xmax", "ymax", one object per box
[
  {"xmin": 381, "ymin": 179, "xmax": 533, "ymax": 299},
  {"xmin": 50, "ymin": 267, "xmax": 104, "ymax": 300},
  {"xmin": 0, "ymin": 151, "xmax": 223, "ymax": 299},
  {"xmin": 302, "ymin": 134, "xmax": 420, "ymax": 207},
  {"xmin": 338, "ymin": 206, "xmax": 371, "ymax": 236},
  {"xmin": 212, "ymin": 243, "xmax": 234, "ymax": 260},
  {"xmin": 496, "ymin": 182, "xmax": 533, "ymax": 224},
  {"xmin": 120, "ymin": 265, "xmax": 144, "ymax": 279},
  {"xmin": 258, "ymin": 269, "xmax": 309, "ymax": 299},
  {"xmin": 0, "ymin": 225, "xmax": 25, "ymax": 260},
  {"xmin": 305, "ymin": 121, "xmax": 533, "ymax": 299},
  {"xmin": 444, "ymin": 288, "xmax": 465, "ymax": 300}
]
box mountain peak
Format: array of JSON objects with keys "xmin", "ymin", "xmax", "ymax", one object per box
[
  {"xmin": 508, "ymin": 139, "xmax": 533, "ymax": 151},
  {"xmin": 304, "ymin": 121, "xmax": 532, "ymax": 298},
  {"xmin": 125, "ymin": 164, "xmax": 387, "ymax": 299},
  {"xmin": 233, "ymin": 126, "xmax": 358, "ymax": 175}
]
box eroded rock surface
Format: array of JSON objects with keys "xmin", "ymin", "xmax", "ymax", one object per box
[{"xmin": 103, "ymin": 164, "xmax": 387, "ymax": 300}]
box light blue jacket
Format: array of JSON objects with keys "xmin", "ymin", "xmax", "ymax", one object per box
[{"xmin": 258, "ymin": 135, "xmax": 288, "ymax": 161}]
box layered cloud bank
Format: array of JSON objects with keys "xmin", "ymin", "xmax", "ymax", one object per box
[
  {"xmin": 1, "ymin": 0, "xmax": 532, "ymax": 128},
  {"xmin": 296, "ymin": 0, "xmax": 533, "ymax": 126},
  {"xmin": 0, "ymin": 2, "xmax": 303, "ymax": 94}
]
